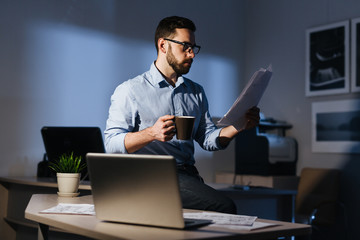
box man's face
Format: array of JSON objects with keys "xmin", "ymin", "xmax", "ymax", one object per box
[{"xmin": 166, "ymin": 28, "xmax": 196, "ymax": 75}]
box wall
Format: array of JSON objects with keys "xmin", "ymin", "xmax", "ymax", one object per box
[
  {"xmin": 244, "ymin": 0, "xmax": 360, "ymax": 239},
  {"xmin": 0, "ymin": 0, "xmax": 245, "ymax": 179},
  {"xmin": 1, "ymin": 0, "xmax": 359, "ymax": 238}
]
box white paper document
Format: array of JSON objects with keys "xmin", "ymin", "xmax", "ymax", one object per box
[
  {"xmin": 184, "ymin": 212, "xmax": 256, "ymax": 226},
  {"xmin": 217, "ymin": 65, "xmax": 272, "ymax": 131},
  {"xmin": 40, "ymin": 203, "xmax": 96, "ymax": 215},
  {"xmin": 184, "ymin": 212, "xmax": 277, "ymax": 230},
  {"xmin": 218, "ymin": 221, "xmax": 278, "ymax": 231}
]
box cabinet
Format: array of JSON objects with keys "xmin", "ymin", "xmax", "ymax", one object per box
[{"xmin": 0, "ymin": 176, "xmax": 91, "ymax": 240}]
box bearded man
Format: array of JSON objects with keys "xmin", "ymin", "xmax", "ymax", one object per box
[{"xmin": 104, "ymin": 16, "xmax": 260, "ymax": 214}]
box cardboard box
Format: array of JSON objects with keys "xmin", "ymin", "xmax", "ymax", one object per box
[{"xmin": 215, "ymin": 171, "xmax": 299, "ymax": 190}]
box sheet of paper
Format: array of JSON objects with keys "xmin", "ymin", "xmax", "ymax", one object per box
[
  {"xmin": 217, "ymin": 65, "xmax": 272, "ymax": 131},
  {"xmin": 40, "ymin": 203, "xmax": 96, "ymax": 215},
  {"xmin": 184, "ymin": 212, "xmax": 257, "ymax": 226},
  {"xmin": 218, "ymin": 221, "xmax": 278, "ymax": 231},
  {"xmin": 184, "ymin": 212, "xmax": 277, "ymax": 230}
]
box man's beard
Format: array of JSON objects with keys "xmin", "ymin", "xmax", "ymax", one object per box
[{"xmin": 166, "ymin": 45, "xmax": 192, "ymax": 75}]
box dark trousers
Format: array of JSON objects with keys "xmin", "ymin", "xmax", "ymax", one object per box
[{"xmin": 177, "ymin": 165, "xmax": 237, "ymax": 214}]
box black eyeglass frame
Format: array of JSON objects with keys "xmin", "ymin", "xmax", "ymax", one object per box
[{"xmin": 164, "ymin": 38, "xmax": 201, "ymax": 54}]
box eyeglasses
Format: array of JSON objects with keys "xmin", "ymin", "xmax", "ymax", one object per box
[{"xmin": 164, "ymin": 38, "xmax": 201, "ymax": 55}]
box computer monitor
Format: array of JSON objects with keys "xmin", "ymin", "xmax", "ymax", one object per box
[{"xmin": 41, "ymin": 126, "xmax": 105, "ymax": 179}]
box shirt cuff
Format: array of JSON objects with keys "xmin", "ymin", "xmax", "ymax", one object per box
[
  {"xmin": 105, "ymin": 132, "xmax": 128, "ymax": 154},
  {"xmin": 214, "ymin": 128, "xmax": 227, "ymax": 150}
]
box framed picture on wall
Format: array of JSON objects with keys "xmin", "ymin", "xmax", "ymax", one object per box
[
  {"xmin": 305, "ymin": 21, "xmax": 350, "ymax": 97},
  {"xmin": 312, "ymin": 99, "xmax": 360, "ymax": 153},
  {"xmin": 351, "ymin": 17, "xmax": 360, "ymax": 92}
]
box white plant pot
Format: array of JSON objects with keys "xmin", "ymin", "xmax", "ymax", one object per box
[{"xmin": 57, "ymin": 173, "xmax": 80, "ymax": 197}]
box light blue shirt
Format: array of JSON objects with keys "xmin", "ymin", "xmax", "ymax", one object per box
[{"xmin": 104, "ymin": 62, "xmax": 224, "ymax": 165}]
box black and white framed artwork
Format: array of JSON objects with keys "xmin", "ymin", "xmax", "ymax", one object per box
[
  {"xmin": 306, "ymin": 21, "xmax": 350, "ymax": 97},
  {"xmin": 351, "ymin": 17, "xmax": 360, "ymax": 92},
  {"xmin": 312, "ymin": 99, "xmax": 360, "ymax": 153}
]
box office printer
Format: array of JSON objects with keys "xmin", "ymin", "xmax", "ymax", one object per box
[{"xmin": 234, "ymin": 119, "xmax": 297, "ymax": 176}]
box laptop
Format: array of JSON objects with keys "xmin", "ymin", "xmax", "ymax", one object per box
[
  {"xmin": 41, "ymin": 126, "xmax": 105, "ymax": 179},
  {"xmin": 86, "ymin": 153, "xmax": 212, "ymax": 229}
]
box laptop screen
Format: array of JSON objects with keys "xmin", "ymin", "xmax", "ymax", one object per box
[{"xmin": 41, "ymin": 126, "xmax": 105, "ymax": 178}]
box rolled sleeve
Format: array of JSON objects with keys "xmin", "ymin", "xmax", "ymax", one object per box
[
  {"xmin": 213, "ymin": 128, "xmax": 227, "ymax": 150},
  {"xmin": 193, "ymin": 86, "xmax": 225, "ymax": 151},
  {"xmin": 104, "ymin": 130, "xmax": 128, "ymax": 153},
  {"xmin": 104, "ymin": 82, "xmax": 137, "ymax": 153}
]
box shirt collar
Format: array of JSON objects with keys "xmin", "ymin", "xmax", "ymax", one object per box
[{"xmin": 149, "ymin": 62, "xmax": 187, "ymax": 88}]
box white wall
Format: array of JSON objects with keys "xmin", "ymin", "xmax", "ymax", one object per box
[
  {"xmin": 243, "ymin": 0, "xmax": 360, "ymax": 174},
  {"xmin": 2, "ymin": 0, "xmax": 359, "ymax": 185},
  {"xmin": 244, "ymin": 1, "xmax": 360, "ymax": 238},
  {"xmin": 1, "ymin": 0, "xmax": 360, "ymax": 238},
  {"xmin": 0, "ymin": 0, "xmax": 245, "ymax": 178},
  {"xmin": 244, "ymin": 0, "xmax": 360, "ymax": 172}
]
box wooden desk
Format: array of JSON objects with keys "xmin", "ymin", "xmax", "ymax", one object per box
[
  {"xmin": 0, "ymin": 177, "xmax": 299, "ymax": 239},
  {"xmin": 25, "ymin": 194, "xmax": 311, "ymax": 240},
  {"xmin": 0, "ymin": 176, "xmax": 91, "ymax": 239},
  {"xmin": 210, "ymin": 183, "xmax": 297, "ymax": 222}
]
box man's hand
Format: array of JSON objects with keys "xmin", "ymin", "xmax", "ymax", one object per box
[
  {"xmin": 148, "ymin": 115, "xmax": 176, "ymax": 142},
  {"xmin": 218, "ymin": 106, "xmax": 260, "ymax": 148},
  {"xmin": 244, "ymin": 106, "xmax": 260, "ymax": 130},
  {"xmin": 124, "ymin": 115, "xmax": 175, "ymax": 153}
]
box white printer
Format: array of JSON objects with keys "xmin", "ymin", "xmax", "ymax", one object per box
[{"xmin": 259, "ymin": 133, "xmax": 297, "ymax": 164}]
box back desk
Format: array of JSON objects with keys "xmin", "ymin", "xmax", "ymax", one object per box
[
  {"xmin": 25, "ymin": 194, "xmax": 310, "ymax": 240},
  {"xmin": 1, "ymin": 176, "xmax": 300, "ymax": 239}
]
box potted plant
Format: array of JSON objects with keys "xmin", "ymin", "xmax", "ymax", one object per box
[{"xmin": 49, "ymin": 152, "xmax": 86, "ymax": 197}]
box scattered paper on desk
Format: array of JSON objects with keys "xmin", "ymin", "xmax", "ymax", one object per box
[
  {"xmin": 184, "ymin": 212, "xmax": 278, "ymax": 230},
  {"xmin": 40, "ymin": 203, "xmax": 96, "ymax": 215},
  {"xmin": 221, "ymin": 221, "xmax": 278, "ymax": 231},
  {"xmin": 217, "ymin": 65, "xmax": 272, "ymax": 131},
  {"xmin": 184, "ymin": 212, "xmax": 257, "ymax": 226}
]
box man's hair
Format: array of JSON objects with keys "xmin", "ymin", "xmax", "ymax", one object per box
[{"xmin": 155, "ymin": 16, "xmax": 196, "ymax": 52}]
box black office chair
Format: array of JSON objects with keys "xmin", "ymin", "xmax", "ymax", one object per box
[{"xmin": 295, "ymin": 168, "xmax": 346, "ymax": 240}]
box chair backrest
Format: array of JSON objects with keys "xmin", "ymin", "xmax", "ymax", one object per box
[{"xmin": 295, "ymin": 167, "xmax": 340, "ymax": 225}]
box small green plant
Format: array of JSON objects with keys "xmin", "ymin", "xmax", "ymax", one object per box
[{"xmin": 49, "ymin": 152, "xmax": 86, "ymax": 173}]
